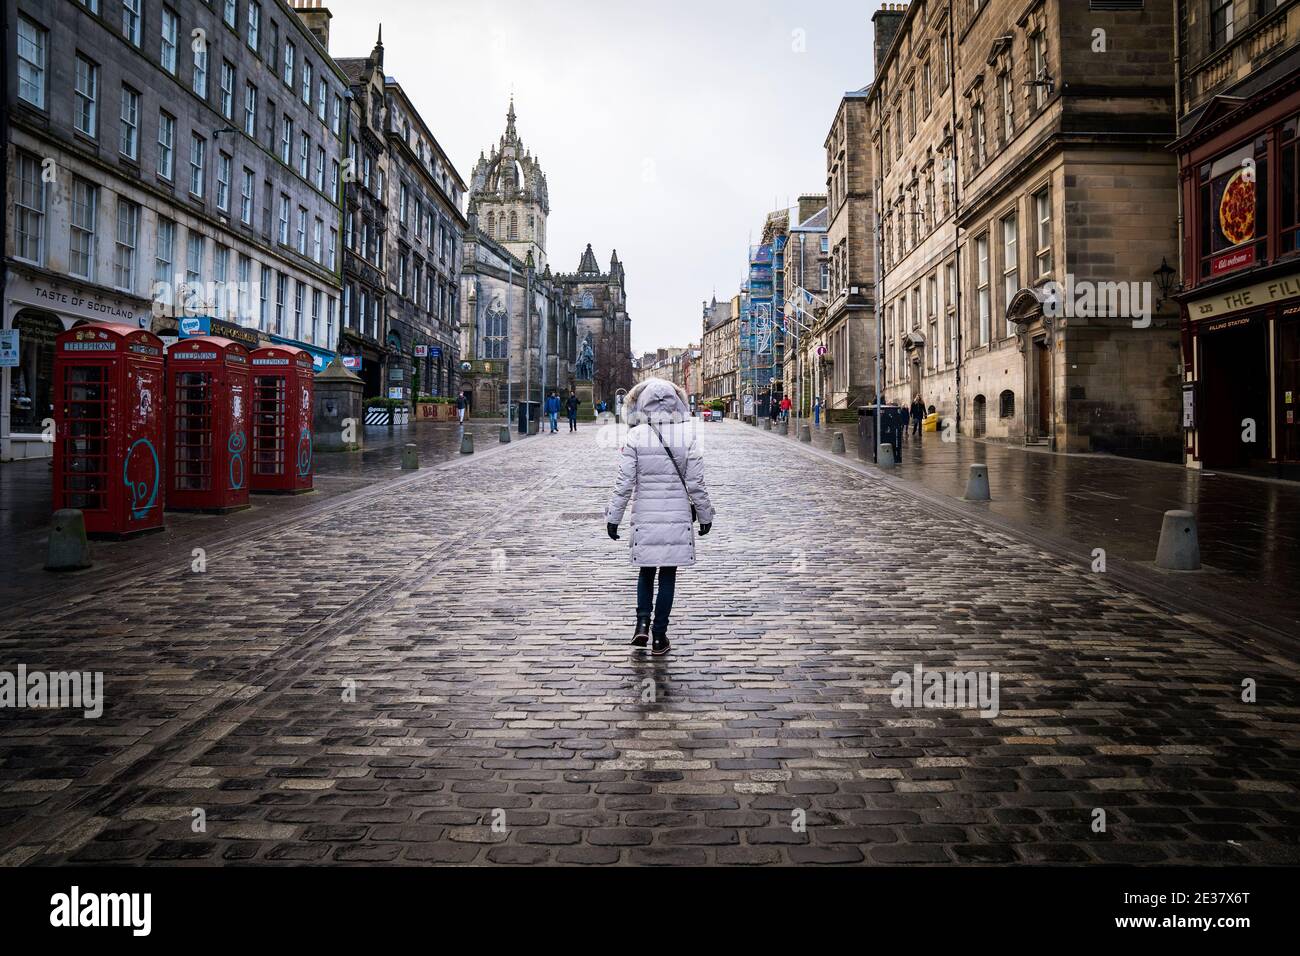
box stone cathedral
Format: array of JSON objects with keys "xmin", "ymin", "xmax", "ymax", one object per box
[{"xmin": 459, "ymin": 101, "xmax": 633, "ymax": 414}]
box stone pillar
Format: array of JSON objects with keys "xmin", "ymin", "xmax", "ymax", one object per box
[{"xmin": 314, "ymin": 357, "xmax": 365, "ymax": 453}]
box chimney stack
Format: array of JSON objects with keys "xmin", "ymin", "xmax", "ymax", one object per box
[
  {"xmin": 797, "ymin": 193, "xmax": 828, "ymax": 223},
  {"xmin": 872, "ymin": 3, "xmax": 908, "ymax": 79},
  {"xmin": 293, "ymin": 1, "xmax": 332, "ymax": 52}
]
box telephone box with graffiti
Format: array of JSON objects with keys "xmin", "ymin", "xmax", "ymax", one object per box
[
  {"xmin": 249, "ymin": 345, "xmax": 314, "ymax": 494},
  {"xmin": 52, "ymin": 323, "xmax": 166, "ymax": 537},
  {"xmin": 165, "ymin": 337, "xmax": 250, "ymax": 513}
]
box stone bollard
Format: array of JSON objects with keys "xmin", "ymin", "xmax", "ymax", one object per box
[
  {"xmin": 1155, "ymin": 509, "xmax": 1200, "ymax": 571},
  {"xmin": 831, "ymin": 431, "xmax": 846, "ymax": 455},
  {"xmin": 878, "ymin": 443, "xmax": 895, "ymax": 469},
  {"xmin": 499, "ymin": 425, "xmax": 511, "ymax": 444},
  {"xmin": 46, "ymin": 509, "xmax": 92, "ymax": 572},
  {"xmin": 778, "ymin": 420, "xmax": 788, "ymax": 436},
  {"xmin": 401, "ymin": 443, "xmax": 419, "ymax": 470},
  {"xmin": 799, "ymin": 424, "xmax": 812, "ymax": 443},
  {"xmin": 461, "ymin": 433, "xmax": 474, "ymax": 455},
  {"xmin": 763, "ymin": 418, "xmax": 772, "ymax": 431},
  {"xmin": 963, "ymin": 464, "xmax": 991, "ymax": 501}
]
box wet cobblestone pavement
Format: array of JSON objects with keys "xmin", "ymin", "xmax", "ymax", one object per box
[
  {"xmin": 766, "ymin": 416, "xmax": 1300, "ymax": 641},
  {"xmin": 0, "ymin": 420, "xmax": 1297, "ymax": 866},
  {"xmin": 0, "ymin": 421, "xmax": 509, "ymax": 607}
]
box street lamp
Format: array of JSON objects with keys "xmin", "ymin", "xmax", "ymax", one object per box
[{"xmin": 1153, "ymin": 257, "xmax": 1178, "ymax": 311}]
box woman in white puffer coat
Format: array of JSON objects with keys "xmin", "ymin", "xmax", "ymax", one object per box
[{"xmin": 605, "ymin": 378, "xmax": 715, "ymax": 656}]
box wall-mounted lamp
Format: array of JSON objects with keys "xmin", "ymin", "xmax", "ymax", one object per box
[{"xmin": 1154, "ymin": 257, "xmax": 1178, "ymax": 310}]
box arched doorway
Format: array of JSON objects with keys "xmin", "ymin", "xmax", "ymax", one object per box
[
  {"xmin": 1008, "ymin": 287, "xmax": 1054, "ymax": 447},
  {"xmin": 973, "ymin": 394, "xmax": 987, "ymax": 438}
]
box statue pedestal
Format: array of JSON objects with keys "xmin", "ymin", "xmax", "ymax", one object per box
[{"xmin": 575, "ymin": 380, "xmax": 596, "ymax": 422}]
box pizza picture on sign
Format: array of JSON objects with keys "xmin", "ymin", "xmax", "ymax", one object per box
[{"xmin": 1218, "ymin": 168, "xmax": 1256, "ymax": 247}]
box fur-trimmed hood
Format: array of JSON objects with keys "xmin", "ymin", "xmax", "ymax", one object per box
[{"xmin": 626, "ymin": 377, "xmax": 689, "ymax": 424}]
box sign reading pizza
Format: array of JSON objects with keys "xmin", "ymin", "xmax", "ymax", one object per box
[{"xmin": 1205, "ymin": 145, "xmax": 1258, "ymax": 277}]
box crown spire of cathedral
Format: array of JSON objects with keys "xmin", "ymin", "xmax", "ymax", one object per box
[{"xmin": 506, "ymin": 97, "xmax": 517, "ymax": 140}]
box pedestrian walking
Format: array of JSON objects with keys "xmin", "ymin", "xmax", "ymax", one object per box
[
  {"xmin": 566, "ymin": 391, "xmax": 580, "ymax": 432},
  {"xmin": 911, "ymin": 396, "xmax": 926, "ymax": 437},
  {"xmin": 779, "ymin": 394, "xmax": 792, "ymax": 422},
  {"xmin": 813, "ymin": 396, "xmax": 822, "ymax": 427},
  {"xmin": 769, "ymin": 398, "xmax": 780, "ymax": 424},
  {"xmin": 545, "ymin": 392, "xmax": 561, "ymax": 433},
  {"xmin": 606, "ymin": 378, "xmax": 714, "ymax": 658},
  {"xmin": 898, "ymin": 401, "xmax": 910, "ymax": 442},
  {"xmin": 455, "ymin": 392, "xmax": 467, "ymax": 424}
]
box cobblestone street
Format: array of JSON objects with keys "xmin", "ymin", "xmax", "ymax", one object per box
[{"xmin": 1, "ymin": 420, "xmax": 1297, "ymax": 867}]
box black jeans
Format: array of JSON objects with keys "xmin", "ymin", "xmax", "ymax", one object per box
[
  {"xmin": 568, "ymin": 413, "xmax": 577, "ymax": 431},
  {"xmin": 636, "ymin": 566, "xmax": 677, "ymax": 635}
]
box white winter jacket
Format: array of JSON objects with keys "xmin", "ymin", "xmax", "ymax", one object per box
[{"xmin": 605, "ymin": 378, "xmax": 715, "ymax": 568}]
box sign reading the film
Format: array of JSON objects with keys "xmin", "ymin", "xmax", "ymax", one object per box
[{"xmin": 1189, "ymin": 273, "xmax": 1300, "ymax": 320}]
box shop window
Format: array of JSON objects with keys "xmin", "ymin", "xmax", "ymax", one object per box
[
  {"xmin": 10, "ymin": 311, "xmax": 62, "ymax": 431},
  {"xmin": 1281, "ymin": 117, "xmax": 1298, "ymax": 255}
]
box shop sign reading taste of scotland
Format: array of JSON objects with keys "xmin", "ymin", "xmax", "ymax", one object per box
[
  {"xmin": 9, "ymin": 275, "xmax": 149, "ymax": 327},
  {"xmin": 1189, "ymin": 273, "xmax": 1300, "ymax": 320}
]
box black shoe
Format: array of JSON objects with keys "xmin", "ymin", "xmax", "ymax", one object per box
[
  {"xmin": 630, "ymin": 617, "xmax": 650, "ymax": 648},
  {"xmin": 651, "ymin": 632, "xmax": 670, "ymax": 657}
]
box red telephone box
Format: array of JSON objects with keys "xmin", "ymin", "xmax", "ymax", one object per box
[
  {"xmin": 52, "ymin": 323, "xmax": 166, "ymax": 538},
  {"xmin": 249, "ymin": 345, "xmax": 315, "ymax": 494},
  {"xmin": 165, "ymin": 336, "xmax": 251, "ymax": 513}
]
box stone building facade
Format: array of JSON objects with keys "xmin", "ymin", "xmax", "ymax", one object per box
[
  {"xmin": 459, "ymin": 102, "xmax": 631, "ymax": 415},
  {"xmin": 334, "ymin": 31, "xmax": 389, "ymax": 399},
  {"xmin": 554, "ymin": 245, "xmax": 633, "ymax": 402},
  {"xmin": 382, "ymin": 79, "xmax": 466, "ymax": 403},
  {"xmin": 870, "ymin": 0, "xmax": 1182, "ymax": 457},
  {"xmin": 781, "ymin": 195, "xmax": 829, "ymax": 416},
  {"xmin": 1172, "ymin": 0, "xmax": 1300, "ymax": 480},
  {"xmin": 701, "ymin": 295, "xmax": 739, "ymax": 416},
  {"xmin": 821, "ymin": 87, "xmax": 879, "ymax": 415},
  {"xmin": 4, "ymin": 0, "xmax": 347, "ymax": 460}
]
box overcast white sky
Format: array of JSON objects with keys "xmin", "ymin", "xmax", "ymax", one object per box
[{"xmin": 327, "ymin": 0, "xmax": 886, "ymax": 354}]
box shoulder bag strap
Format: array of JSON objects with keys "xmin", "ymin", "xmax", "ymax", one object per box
[{"xmin": 647, "ymin": 422, "xmax": 696, "ymax": 521}]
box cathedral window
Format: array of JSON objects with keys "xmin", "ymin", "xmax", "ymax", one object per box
[
  {"xmin": 486, "ymin": 211, "xmax": 495, "ymax": 236},
  {"xmin": 509, "ymin": 211, "xmax": 519, "ymax": 240}
]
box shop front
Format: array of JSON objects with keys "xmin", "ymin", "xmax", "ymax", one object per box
[
  {"xmin": 1183, "ymin": 275, "xmax": 1300, "ymax": 478},
  {"xmin": 1175, "ymin": 80, "xmax": 1300, "ymax": 481},
  {"xmin": 339, "ymin": 327, "xmax": 383, "ymax": 400},
  {"xmin": 3, "ymin": 271, "xmax": 152, "ymax": 461},
  {"xmin": 266, "ymin": 333, "xmax": 337, "ymax": 375}
]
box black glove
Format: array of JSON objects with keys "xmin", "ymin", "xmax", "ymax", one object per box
[
  {"xmin": 698, "ymin": 523, "xmax": 711, "ymax": 536},
  {"xmin": 607, "ymin": 523, "xmax": 620, "ymax": 541}
]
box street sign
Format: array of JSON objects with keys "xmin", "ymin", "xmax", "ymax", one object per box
[
  {"xmin": 414, "ymin": 345, "xmax": 429, "ymax": 358},
  {"xmin": 0, "ymin": 330, "xmax": 18, "ymax": 368},
  {"xmin": 179, "ymin": 315, "xmax": 211, "ymax": 338},
  {"xmin": 430, "ymin": 346, "xmax": 442, "ymax": 358}
]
